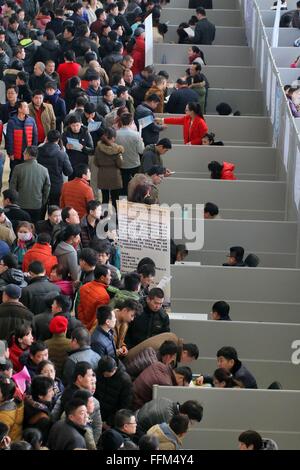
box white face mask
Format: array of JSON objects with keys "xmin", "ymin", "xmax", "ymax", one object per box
[{"xmin": 17, "ymin": 232, "xmax": 32, "ymax": 242}]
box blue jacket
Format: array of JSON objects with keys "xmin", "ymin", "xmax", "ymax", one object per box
[
  {"xmin": 44, "ymin": 91, "xmax": 66, "ymax": 129},
  {"xmin": 91, "ymin": 326, "xmax": 117, "ymax": 359}
]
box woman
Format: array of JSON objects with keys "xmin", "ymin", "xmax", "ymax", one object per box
[
  {"xmin": 188, "ymin": 46, "xmax": 206, "ymax": 65},
  {"xmin": 113, "ymin": 106, "xmax": 137, "ymax": 131},
  {"xmin": 11, "ymin": 222, "xmax": 36, "ymax": 268},
  {"xmin": 208, "ymin": 160, "xmax": 236, "ymax": 180},
  {"xmin": 213, "ymin": 368, "xmax": 243, "ymax": 388},
  {"xmin": 161, "ymin": 102, "xmax": 208, "ymax": 145},
  {"xmin": 9, "ymin": 323, "xmax": 34, "ymax": 373},
  {"xmin": 202, "ymin": 132, "xmax": 224, "ymax": 146},
  {"xmin": 0, "ymin": 376, "xmax": 24, "ymax": 441},
  {"xmin": 54, "ymin": 225, "xmax": 81, "ymax": 282},
  {"xmin": 131, "ymin": 183, "xmax": 154, "ymax": 204},
  {"xmin": 287, "ymin": 87, "xmax": 300, "ymax": 117},
  {"xmin": 94, "ymin": 127, "xmax": 124, "ymax": 212},
  {"xmin": 36, "ymin": 360, "xmax": 64, "ymax": 404}
]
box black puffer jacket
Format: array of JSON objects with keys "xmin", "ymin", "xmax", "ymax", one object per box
[
  {"xmin": 35, "ymin": 40, "xmax": 61, "ymax": 65},
  {"xmin": 136, "ymin": 397, "xmax": 178, "ymax": 436},
  {"xmin": 0, "ymin": 301, "xmax": 33, "ymax": 341},
  {"xmin": 94, "ymin": 367, "xmax": 133, "ymax": 425},
  {"xmin": 37, "ymin": 142, "xmax": 73, "ymax": 195},
  {"xmin": 62, "ymin": 126, "xmax": 94, "ymax": 169},
  {"xmin": 20, "ymin": 276, "xmax": 60, "ymax": 315},
  {"xmin": 0, "ymin": 268, "xmax": 27, "ymax": 290},
  {"xmin": 24, "ymin": 395, "xmax": 52, "ymax": 444}
]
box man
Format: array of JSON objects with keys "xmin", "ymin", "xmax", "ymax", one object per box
[
  {"xmin": 0, "ymin": 284, "xmax": 33, "ymax": 341},
  {"xmin": 115, "ymin": 112, "xmax": 144, "ymax": 195},
  {"xmin": 116, "ymin": 86, "xmax": 135, "ymax": 114},
  {"xmin": 5, "ymin": 16, "xmax": 20, "ymax": 49},
  {"xmin": 59, "ymin": 25, "xmax": 76, "ymax": 62},
  {"xmin": 44, "ymin": 81, "xmax": 66, "ymax": 132},
  {"xmin": 145, "ymin": 75, "xmax": 168, "ymax": 114},
  {"xmin": 97, "ymin": 86, "xmax": 115, "ymax": 117},
  {"xmin": 145, "ymin": 165, "xmax": 165, "ymax": 204},
  {"xmin": 36, "ymin": 205, "xmax": 62, "ymax": 236},
  {"xmin": 0, "ymin": 208, "xmax": 15, "ymax": 246},
  {"xmin": 140, "ymin": 138, "xmax": 172, "ymax": 174},
  {"xmin": 78, "ymin": 264, "xmax": 111, "ymax": 331},
  {"xmin": 102, "ymin": 43, "xmax": 124, "ymax": 76},
  {"xmin": 109, "ymin": 272, "xmax": 140, "ymax": 308},
  {"xmin": 165, "ymin": 79, "xmax": 199, "ymax": 114},
  {"xmin": 46, "ymin": 8, "xmax": 65, "ymax": 35},
  {"xmin": 37, "ymin": 130, "xmax": 73, "ymax": 206},
  {"xmin": 34, "ymin": 294, "xmax": 82, "ymax": 341},
  {"xmin": 204, "ymin": 202, "xmax": 219, "ymax": 219},
  {"xmin": 223, "ymin": 246, "xmax": 246, "ymax": 267},
  {"xmin": 22, "ymin": 233, "xmax": 58, "ymax": 277},
  {"xmin": 147, "ymin": 414, "xmax": 189, "ymax": 450},
  {"xmin": 63, "ymin": 326, "xmax": 100, "ymax": 385},
  {"xmin": 0, "ymin": 85, "xmax": 18, "ymax": 124},
  {"xmin": 45, "ymin": 315, "xmax": 71, "ymax": 378},
  {"xmin": 89, "ymin": 240, "xmax": 121, "ymax": 286},
  {"xmin": 292, "ymin": 1, "xmax": 300, "ymax": 28},
  {"xmin": 2, "ymin": 189, "xmax": 31, "ymax": 229},
  {"xmin": 10, "ymin": 146, "xmax": 50, "ymax": 223},
  {"xmin": 51, "ymin": 206, "xmax": 80, "ymax": 246},
  {"xmin": 133, "ymin": 365, "xmax": 192, "ymax": 409},
  {"xmin": 111, "ymin": 54, "xmax": 134, "ymax": 79},
  {"xmin": 80, "ymin": 200, "xmax": 102, "ymax": 248},
  {"xmin": 211, "ymin": 300, "xmax": 231, "ymax": 321},
  {"xmin": 187, "ymin": 62, "xmax": 209, "ymax": 112},
  {"xmin": 136, "ymin": 399, "xmax": 203, "ymax": 439},
  {"xmin": 125, "ymin": 287, "xmax": 170, "ymax": 348},
  {"xmin": 60, "ymin": 164, "xmax": 94, "ymax": 220},
  {"xmin": 91, "ymin": 305, "xmax": 117, "ymax": 359},
  {"xmin": 70, "ymin": 2, "xmax": 88, "ymax": 27},
  {"xmin": 86, "ymin": 72, "xmax": 103, "ymax": 108},
  {"xmin": 194, "ymin": 7, "xmax": 216, "ymax": 45},
  {"xmin": 217, "ymin": 346, "xmax": 258, "ymax": 389},
  {"xmin": 0, "ymin": 41, "xmax": 10, "ymax": 79},
  {"xmin": 48, "ymin": 398, "xmax": 88, "ymax": 450},
  {"xmin": 20, "ymin": 261, "xmax": 60, "ymax": 315},
  {"xmin": 95, "ymin": 356, "xmax": 133, "ymax": 426},
  {"xmin": 19, "ymin": 341, "xmax": 49, "ymax": 379},
  {"xmin": 90, "ymin": 8, "xmax": 107, "ymax": 36},
  {"xmin": 113, "ymin": 409, "xmax": 138, "ymax": 447},
  {"xmin": 0, "ymin": 28, "xmax": 12, "ymax": 60},
  {"xmin": 6, "ymin": 101, "xmax": 38, "ymax": 178},
  {"xmin": 238, "ymin": 430, "xmax": 264, "ymax": 451},
  {"xmin": 137, "ymin": 263, "xmax": 156, "ymax": 297},
  {"xmin": 16, "ymin": 71, "xmax": 32, "ymax": 103},
  {"xmin": 113, "ymin": 299, "xmax": 140, "ymax": 358},
  {"xmin": 78, "ymin": 247, "xmax": 97, "ymax": 285},
  {"xmin": 28, "ymin": 90, "xmax": 56, "ymax": 145},
  {"xmin": 134, "ymin": 94, "xmax": 166, "ymax": 146},
  {"xmin": 62, "ymin": 115, "xmax": 94, "ymax": 174},
  {"xmin": 29, "ymin": 62, "xmax": 51, "ymax": 93}
]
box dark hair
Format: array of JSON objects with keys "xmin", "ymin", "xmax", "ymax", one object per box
[
  {"xmin": 212, "ymin": 301, "xmax": 230, "ymax": 319},
  {"xmin": 71, "ymin": 327, "xmax": 90, "ymax": 347},
  {"xmin": 137, "ymin": 257, "xmax": 156, "ymax": 270},
  {"xmin": 169, "ymin": 414, "xmax": 189, "ymax": 435},
  {"xmin": 101, "ymin": 127, "xmax": 116, "ymax": 141},
  {"xmin": 17, "ymin": 71, "xmax": 28, "ymax": 82},
  {"xmin": 32, "ymin": 89, "xmax": 44, "ymax": 98},
  {"xmin": 68, "ymin": 114, "xmax": 82, "ymax": 125},
  {"xmin": 179, "ymin": 400, "xmax": 203, "ymax": 422},
  {"xmin": 64, "ymin": 50, "xmax": 75, "ymax": 62},
  {"xmin": 158, "ymin": 70, "xmax": 169, "ymax": 80},
  {"xmin": 196, "ymin": 7, "xmax": 206, "ymax": 15},
  {"xmin": 148, "ymin": 287, "xmax": 164, "ymax": 299},
  {"xmin": 138, "ymin": 434, "xmax": 159, "ymax": 450},
  {"xmin": 96, "ymin": 305, "xmax": 113, "ymax": 326},
  {"xmin": 174, "ymin": 366, "xmax": 193, "ymax": 384},
  {"xmin": 95, "ymin": 7, "xmax": 105, "ymax": 18},
  {"xmin": 114, "ymin": 409, "xmax": 135, "ymax": 429},
  {"xmin": 36, "ymin": 232, "xmax": 51, "ymax": 245},
  {"xmin": 12, "ymin": 322, "xmax": 32, "ymax": 347},
  {"xmin": 118, "ymin": 299, "xmax": 140, "ymax": 313},
  {"xmin": 52, "ymin": 294, "xmax": 72, "ymax": 312},
  {"xmin": 36, "ymin": 360, "xmax": 55, "ymax": 375},
  {"xmin": 48, "ymin": 205, "xmax": 60, "ymax": 216},
  {"xmin": 0, "ymin": 422, "xmax": 9, "ymax": 442},
  {"xmin": 65, "ymin": 398, "xmax": 87, "ymax": 417},
  {"xmin": 137, "ymin": 263, "xmax": 156, "ymax": 277},
  {"xmin": 86, "ymin": 200, "xmax": 101, "ymax": 214},
  {"xmin": 72, "ymin": 361, "xmax": 93, "ymax": 382},
  {"xmin": 16, "ymin": 221, "xmax": 35, "ymax": 233},
  {"xmin": 1, "ymin": 253, "xmax": 18, "ymax": 269},
  {"xmin": 131, "ymin": 183, "xmax": 152, "ymax": 204},
  {"xmin": 61, "ymin": 207, "xmax": 74, "ymax": 222},
  {"xmin": 50, "ymin": 264, "xmax": 68, "ymax": 280},
  {"xmin": 204, "ymin": 202, "xmax": 219, "ymax": 217},
  {"xmin": 102, "ymin": 86, "xmax": 112, "ymax": 97},
  {"xmin": 146, "ymin": 93, "xmax": 161, "ymax": 103},
  {"xmin": 238, "ymin": 430, "xmax": 263, "ymax": 450},
  {"xmin": 30, "ymin": 341, "xmax": 48, "ymax": 357},
  {"xmin": 63, "ymin": 24, "xmax": 76, "ymax": 36},
  {"xmin": 47, "ymin": 129, "xmax": 61, "ymax": 143},
  {"xmin": 31, "ymin": 375, "xmax": 54, "ymax": 401},
  {"xmin": 213, "ymin": 368, "xmax": 242, "ymax": 388},
  {"xmin": 25, "ymin": 145, "xmax": 38, "ymax": 158},
  {"xmin": 157, "ymin": 138, "xmax": 172, "ymax": 149},
  {"xmin": 203, "ymin": 132, "xmax": 215, "ymax": 144},
  {"xmin": 187, "ymin": 101, "xmax": 204, "ymax": 117},
  {"xmin": 44, "ymin": 29, "xmax": 55, "ymax": 41},
  {"xmin": 73, "ymin": 388, "xmax": 93, "ymax": 405},
  {"xmin": 94, "ymin": 263, "xmax": 110, "ymax": 280},
  {"xmin": 123, "ymin": 272, "xmax": 141, "ymax": 291},
  {"xmin": 10, "ymin": 441, "xmax": 32, "ymax": 450},
  {"xmin": 217, "ymin": 346, "xmax": 238, "ymax": 362},
  {"xmin": 3, "ymin": 188, "xmax": 18, "ymax": 203},
  {"xmin": 74, "ymin": 164, "xmax": 89, "ymax": 179},
  {"xmin": 159, "ymin": 340, "xmax": 178, "ymax": 357},
  {"xmin": 182, "ymin": 343, "xmax": 199, "ymax": 359},
  {"xmin": 0, "ymin": 376, "xmax": 15, "ymax": 401},
  {"xmin": 208, "ymin": 160, "xmax": 223, "ymax": 179},
  {"xmin": 79, "ymin": 248, "xmax": 98, "ymax": 267},
  {"xmin": 22, "ymin": 428, "xmax": 42, "ymax": 450},
  {"xmin": 120, "ymin": 112, "xmax": 133, "ymax": 127},
  {"xmin": 59, "ymin": 224, "xmax": 81, "ymax": 243},
  {"xmin": 28, "ymin": 261, "xmax": 45, "ymax": 275},
  {"xmin": 216, "ymin": 102, "xmax": 232, "ymax": 115},
  {"xmin": 229, "ymin": 246, "xmax": 245, "ymax": 262}
]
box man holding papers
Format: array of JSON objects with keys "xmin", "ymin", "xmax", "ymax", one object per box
[{"xmin": 134, "ymin": 94, "xmax": 167, "ymax": 146}]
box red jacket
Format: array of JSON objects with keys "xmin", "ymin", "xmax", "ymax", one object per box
[
  {"xmin": 221, "ymin": 162, "xmax": 236, "ymax": 180},
  {"xmin": 131, "ymin": 37, "xmax": 145, "ymax": 76},
  {"xmin": 78, "ymin": 280, "xmax": 110, "ymax": 331},
  {"xmin": 60, "ymin": 178, "xmax": 94, "ymax": 220},
  {"xmin": 22, "ymin": 243, "xmax": 58, "ymax": 276},
  {"xmin": 9, "ymin": 338, "xmax": 28, "ymax": 373},
  {"xmin": 57, "ymin": 62, "xmax": 81, "ymax": 97},
  {"xmin": 163, "ymin": 115, "xmax": 208, "ymax": 145}
]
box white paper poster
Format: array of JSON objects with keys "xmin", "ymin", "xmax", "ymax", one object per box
[{"xmin": 145, "ymin": 13, "xmax": 153, "ymax": 67}]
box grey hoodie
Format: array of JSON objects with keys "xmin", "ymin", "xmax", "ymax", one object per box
[{"xmin": 54, "ymin": 241, "xmax": 79, "ymax": 282}]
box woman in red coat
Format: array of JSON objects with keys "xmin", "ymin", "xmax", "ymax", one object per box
[
  {"xmin": 162, "ymin": 102, "xmax": 208, "ymax": 145},
  {"xmin": 208, "ymin": 161, "xmax": 237, "ymax": 180}
]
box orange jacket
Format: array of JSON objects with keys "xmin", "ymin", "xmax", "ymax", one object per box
[
  {"xmin": 78, "ymin": 280, "xmax": 110, "ymax": 331},
  {"xmin": 22, "ymin": 243, "xmax": 58, "ymax": 276},
  {"xmin": 60, "ymin": 178, "xmax": 94, "ymax": 220}
]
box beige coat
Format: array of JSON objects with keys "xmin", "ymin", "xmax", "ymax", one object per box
[
  {"xmin": 94, "ymin": 142, "xmax": 124, "ymax": 190},
  {"xmin": 29, "ymin": 102, "xmax": 56, "ymax": 137}
]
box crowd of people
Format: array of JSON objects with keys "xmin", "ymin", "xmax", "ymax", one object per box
[{"xmin": 0, "ymin": 0, "xmax": 272, "ymax": 453}]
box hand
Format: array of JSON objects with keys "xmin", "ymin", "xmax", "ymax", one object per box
[
  {"xmin": 155, "ymin": 118, "xmax": 163, "ymax": 125},
  {"xmin": 161, "ymin": 124, "xmax": 168, "ymax": 130},
  {"xmin": 186, "ymin": 142, "xmax": 191, "ymax": 145},
  {"xmin": 194, "ymin": 375, "xmax": 204, "ymax": 386},
  {"xmin": 9, "ymin": 155, "xmax": 14, "ymax": 160},
  {"xmin": 0, "ymin": 435, "xmax": 11, "ymax": 449},
  {"xmin": 120, "ymin": 346, "xmax": 128, "ymax": 356},
  {"xmin": 164, "ymin": 168, "xmax": 172, "ymax": 177},
  {"xmin": 66, "ymin": 144, "xmax": 73, "ymax": 150}
]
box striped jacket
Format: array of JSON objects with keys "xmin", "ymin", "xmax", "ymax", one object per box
[{"xmin": 6, "ymin": 114, "xmax": 38, "ymax": 159}]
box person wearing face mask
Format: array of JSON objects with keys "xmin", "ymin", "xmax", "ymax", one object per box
[{"xmin": 11, "ymin": 221, "xmax": 36, "ymax": 268}]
